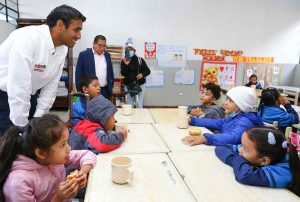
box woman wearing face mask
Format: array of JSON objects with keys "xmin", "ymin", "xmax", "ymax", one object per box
[
  {"xmin": 182, "ymin": 86, "xmax": 263, "ymax": 146},
  {"xmin": 121, "ymin": 38, "xmax": 151, "ymax": 108}
]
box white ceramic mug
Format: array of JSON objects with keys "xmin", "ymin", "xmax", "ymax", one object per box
[
  {"xmin": 111, "ymin": 156, "xmax": 133, "ymax": 184},
  {"xmin": 122, "ymin": 104, "xmax": 132, "ymax": 116},
  {"xmin": 176, "ymin": 115, "xmax": 189, "ymax": 129},
  {"xmin": 178, "ymin": 106, "xmax": 188, "ymax": 116},
  {"xmin": 115, "ymin": 123, "xmax": 128, "ymax": 138}
]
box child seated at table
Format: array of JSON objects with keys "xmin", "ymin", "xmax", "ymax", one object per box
[
  {"xmin": 215, "ymin": 127, "xmax": 300, "ymax": 197},
  {"xmin": 245, "ymin": 74, "xmax": 262, "ymax": 89},
  {"xmin": 181, "ymin": 86, "xmax": 263, "ymax": 146},
  {"xmin": 258, "ymin": 88, "xmax": 299, "ymax": 132},
  {"xmin": 73, "ymin": 75, "xmax": 101, "ymax": 119},
  {"xmin": 188, "ymin": 83, "xmax": 225, "ymax": 119},
  {"xmin": 69, "ymin": 95, "xmax": 127, "ymax": 154}
]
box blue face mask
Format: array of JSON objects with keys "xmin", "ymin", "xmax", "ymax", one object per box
[
  {"xmin": 228, "ymin": 108, "xmax": 240, "ymax": 117},
  {"xmin": 129, "ymin": 50, "xmax": 135, "ymax": 57}
]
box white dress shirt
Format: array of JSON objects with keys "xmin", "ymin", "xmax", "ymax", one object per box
[
  {"xmin": 0, "ymin": 24, "xmax": 68, "ymax": 126},
  {"xmin": 92, "ymin": 48, "xmax": 107, "ymax": 87}
]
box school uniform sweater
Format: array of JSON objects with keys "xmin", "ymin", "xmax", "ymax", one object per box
[
  {"xmin": 191, "ymin": 112, "xmax": 263, "ymax": 145},
  {"xmin": 215, "ymin": 145, "xmax": 292, "ymax": 188}
]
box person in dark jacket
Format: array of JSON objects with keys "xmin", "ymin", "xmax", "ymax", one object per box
[
  {"xmin": 188, "ymin": 83, "xmax": 225, "ymax": 119},
  {"xmin": 215, "ymin": 127, "xmax": 300, "ymax": 197},
  {"xmin": 121, "ymin": 38, "xmax": 151, "ymax": 108},
  {"xmin": 69, "ymin": 95, "xmax": 127, "ymax": 154},
  {"xmin": 245, "ymin": 74, "xmax": 262, "ymax": 89},
  {"xmin": 258, "ymin": 87, "xmax": 299, "ymax": 132},
  {"xmin": 75, "ymin": 35, "xmax": 114, "ymax": 99},
  {"xmin": 182, "ymin": 86, "xmax": 263, "ymax": 146}
]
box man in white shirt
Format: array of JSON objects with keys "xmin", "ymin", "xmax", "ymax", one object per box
[
  {"xmin": 75, "ymin": 35, "xmax": 114, "ymax": 99},
  {"xmin": 0, "ymin": 4, "xmax": 86, "ymax": 136}
]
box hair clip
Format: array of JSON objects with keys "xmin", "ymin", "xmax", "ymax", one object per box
[
  {"xmin": 268, "ymin": 132, "xmax": 276, "ymax": 145},
  {"xmin": 282, "ymin": 141, "xmax": 288, "ymax": 149}
]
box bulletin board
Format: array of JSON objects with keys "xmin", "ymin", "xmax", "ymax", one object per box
[
  {"xmin": 200, "ymin": 62, "xmax": 237, "ymax": 90},
  {"xmin": 243, "ymin": 63, "xmax": 282, "ymax": 88}
]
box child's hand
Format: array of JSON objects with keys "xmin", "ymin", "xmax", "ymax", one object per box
[
  {"xmin": 181, "ymin": 135, "xmax": 207, "ymax": 146},
  {"xmin": 54, "ymin": 179, "xmax": 79, "ymax": 201},
  {"xmin": 119, "ymin": 126, "xmax": 128, "ymax": 139},
  {"xmin": 77, "ymin": 171, "xmax": 88, "ymax": 189},
  {"xmin": 282, "ymin": 96, "xmax": 290, "ymax": 105},
  {"xmin": 190, "ymin": 109, "xmax": 198, "ymax": 116}
]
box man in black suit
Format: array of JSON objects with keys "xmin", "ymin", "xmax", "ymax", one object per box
[{"xmin": 76, "ymin": 35, "xmax": 114, "ymax": 99}]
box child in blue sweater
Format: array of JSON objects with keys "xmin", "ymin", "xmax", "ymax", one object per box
[
  {"xmin": 215, "ymin": 127, "xmax": 300, "ymax": 196},
  {"xmin": 182, "ymin": 86, "xmax": 263, "ymax": 146},
  {"xmin": 73, "ymin": 75, "xmax": 101, "ymax": 119},
  {"xmin": 258, "ymin": 88, "xmax": 299, "ymax": 132}
]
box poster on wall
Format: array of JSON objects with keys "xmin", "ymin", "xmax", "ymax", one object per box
[
  {"xmin": 174, "ymin": 69, "xmax": 195, "ymax": 85},
  {"xmin": 200, "ymin": 62, "xmax": 237, "ymax": 90},
  {"xmin": 157, "ymin": 45, "xmax": 187, "ymax": 67},
  {"xmin": 243, "ymin": 63, "xmax": 281, "ymax": 88},
  {"xmin": 145, "ymin": 69, "xmax": 164, "ymax": 87},
  {"xmin": 144, "ymin": 42, "xmax": 157, "ymax": 59}
]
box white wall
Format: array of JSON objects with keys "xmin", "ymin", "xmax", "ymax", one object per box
[
  {"xmin": 19, "ymin": 0, "xmax": 300, "ymax": 64},
  {"xmin": 0, "ymin": 21, "xmax": 16, "ymax": 43}
]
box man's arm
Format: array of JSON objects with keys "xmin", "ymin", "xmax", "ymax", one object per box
[{"xmin": 7, "ymin": 34, "xmax": 35, "ymax": 126}]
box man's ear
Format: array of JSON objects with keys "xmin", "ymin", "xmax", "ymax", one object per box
[
  {"xmin": 260, "ymin": 156, "xmax": 271, "ymax": 166},
  {"xmin": 35, "ymin": 148, "xmax": 48, "ymax": 161},
  {"xmin": 55, "ymin": 19, "xmax": 65, "ymax": 31}
]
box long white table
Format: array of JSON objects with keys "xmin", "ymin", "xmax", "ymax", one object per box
[
  {"xmin": 149, "ymin": 108, "xmax": 178, "ymax": 123},
  {"xmin": 109, "ymin": 124, "xmax": 169, "ymax": 154},
  {"xmin": 169, "ymin": 151, "xmax": 299, "ymax": 202},
  {"xmin": 115, "ymin": 108, "xmax": 155, "ymax": 124},
  {"xmin": 154, "ymin": 123, "xmax": 214, "ymax": 152},
  {"xmin": 85, "ymin": 153, "xmax": 196, "ymax": 202}
]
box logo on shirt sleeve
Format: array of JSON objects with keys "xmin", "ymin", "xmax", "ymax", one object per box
[{"xmin": 34, "ymin": 64, "xmax": 46, "ymax": 72}]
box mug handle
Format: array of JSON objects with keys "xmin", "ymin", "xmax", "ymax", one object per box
[{"xmin": 126, "ymin": 167, "xmax": 134, "ymax": 183}]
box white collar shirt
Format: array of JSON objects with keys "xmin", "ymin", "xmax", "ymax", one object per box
[
  {"xmin": 92, "ymin": 48, "xmax": 107, "ymax": 87},
  {"xmin": 0, "ymin": 24, "xmax": 68, "ymax": 126}
]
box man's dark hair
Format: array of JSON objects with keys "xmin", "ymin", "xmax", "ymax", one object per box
[
  {"xmin": 93, "ymin": 35, "xmax": 106, "ymax": 43},
  {"xmin": 202, "ymin": 83, "xmax": 221, "ymax": 100},
  {"xmin": 79, "ymin": 75, "xmax": 98, "ymax": 92},
  {"xmin": 46, "ymin": 4, "xmax": 86, "ymax": 29}
]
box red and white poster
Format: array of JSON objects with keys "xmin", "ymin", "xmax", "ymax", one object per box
[
  {"xmin": 200, "ymin": 62, "xmax": 237, "ymax": 90},
  {"xmin": 144, "ymin": 42, "xmax": 156, "ymax": 59}
]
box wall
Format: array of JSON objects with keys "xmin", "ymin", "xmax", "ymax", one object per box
[
  {"xmin": 18, "ymin": 0, "xmax": 300, "ymax": 63},
  {"xmin": 0, "ymin": 21, "xmax": 16, "ymax": 43},
  {"xmin": 16, "ymin": 0, "xmax": 300, "ymax": 106}
]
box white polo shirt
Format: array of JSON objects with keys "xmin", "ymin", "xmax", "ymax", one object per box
[
  {"xmin": 92, "ymin": 48, "xmax": 107, "ymax": 87},
  {"xmin": 0, "ymin": 24, "xmax": 68, "ymax": 126}
]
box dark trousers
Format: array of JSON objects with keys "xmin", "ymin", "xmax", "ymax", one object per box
[
  {"xmin": 0, "ymin": 90, "xmax": 38, "ymax": 136},
  {"xmin": 100, "ymin": 86, "xmax": 111, "ymax": 100}
]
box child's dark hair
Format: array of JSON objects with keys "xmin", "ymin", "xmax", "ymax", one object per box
[
  {"xmin": 245, "ymin": 126, "xmax": 300, "ymax": 196},
  {"xmin": 202, "ymin": 83, "xmax": 221, "ymax": 100},
  {"xmin": 46, "ymin": 4, "xmax": 86, "ymax": 29},
  {"xmin": 79, "ymin": 75, "xmax": 98, "ymax": 93},
  {"xmin": 0, "ymin": 114, "xmax": 65, "ymax": 201},
  {"xmin": 249, "ymin": 74, "xmax": 257, "ymax": 80},
  {"xmin": 258, "ymin": 88, "xmax": 281, "ymax": 117}
]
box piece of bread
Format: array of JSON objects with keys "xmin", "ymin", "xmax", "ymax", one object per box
[
  {"xmin": 67, "ymin": 170, "xmax": 78, "ymax": 181},
  {"xmin": 189, "ymin": 128, "xmax": 202, "ymax": 136},
  {"xmin": 193, "ymin": 107, "xmax": 203, "ymax": 117}
]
